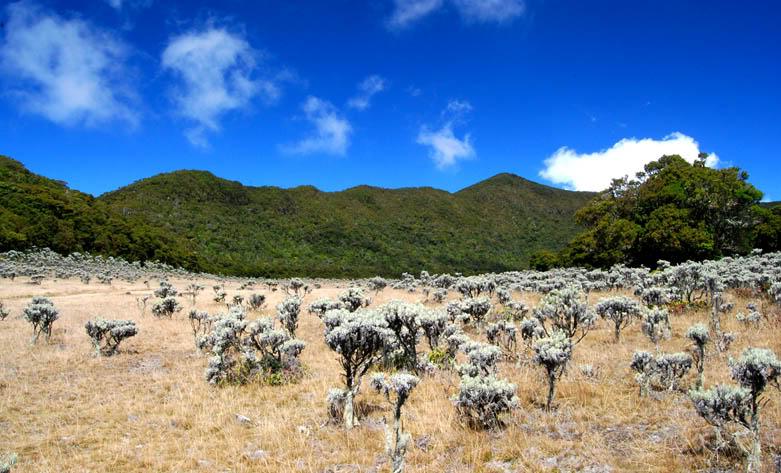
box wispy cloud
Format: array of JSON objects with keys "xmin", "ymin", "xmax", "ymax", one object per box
[
  {"xmin": 387, "ymin": 0, "xmax": 444, "ymax": 29},
  {"xmin": 452, "ymin": 0, "xmax": 525, "ymax": 23},
  {"xmin": 417, "ymin": 99, "xmax": 475, "ymax": 168},
  {"xmin": 387, "ymin": 0, "xmax": 525, "ymax": 29},
  {"xmin": 104, "ymin": 0, "xmax": 152, "ymax": 11},
  {"xmin": 0, "ymin": 1, "xmax": 139, "ymax": 128},
  {"xmin": 283, "ymin": 96, "xmax": 352, "ymax": 155},
  {"xmin": 162, "ymin": 26, "xmax": 278, "ymax": 147},
  {"xmin": 539, "ymin": 132, "xmax": 720, "ymax": 192},
  {"xmin": 347, "ymin": 75, "xmax": 387, "ymax": 110}
]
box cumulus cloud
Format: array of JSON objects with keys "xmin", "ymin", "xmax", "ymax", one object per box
[
  {"xmin": 539, "ymin": 132, "xmax": 720, "ymax": 192},
  {"xmin": 387, "ymin": 0, "xmax": 524, "ymax": 28},
  {"xmin": 162, "ymin": 27, "xmax": 278, "ymax": 147},
  {"xmin": 284, "ymin": 96, "xmax": 352, "ymax": 155},
  {"xmin": 417, "ymin": 99, "xmax": 475, "ymax": 168},
  {"xmin": 0, "ymin": 1, "xmax": 139, "ymax": 127},
  {"xmin": 347, "ymin": 75, "xmax": 386, "ymax": 110}
]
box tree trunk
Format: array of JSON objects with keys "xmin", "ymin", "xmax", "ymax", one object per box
[
  {"xmin": 343, "ymin": 389, "xmax": 358, "ymax": 429},
  {"xmin": 546, "ymin": 373, "xmax": 556, "ymax": 411}
]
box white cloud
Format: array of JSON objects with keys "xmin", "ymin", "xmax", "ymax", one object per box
[
  {"xmin": 0, "ymin": 1, "xmax": 138, "ymax": 127},
  {"xmin": 162, "ymin": 27, "xmax": 277, "ymax": 147},
  {"xmin": 347, "ymin": 75, "xmax": 386, "ymax": 110},
  {"xmin": 452, "ymin": 0, "xmax": 525, "ymax": 23},
  {"xmin": 387, "ymin": 0, "xmax": 444, "ymax": 29},
  {"xmin": 539, "ymin": 132, "xmax": 720, "ymax": 192},
  {"xmin": 417, "ymin": 99, "xmax": 475, "ymax": 168},
  {"xmin": 387, "ymin": 0, "xmax": 524, "ymax": 28},
  {"xmin": 104, "ymin": 0, "xmax": 153, "ymax": 12},
  {"xmin": 284, "ymin": 96, "xmax": 352, "ymax": 155}
]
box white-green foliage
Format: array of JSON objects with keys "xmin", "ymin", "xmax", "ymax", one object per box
[
  {"xmin": 368, "ymin": 276, "xmax": 388, "ymax": 293},
  {"xmin": 154, "ymin": 280, "xmax": 178, "ymax": 298},
  {"xmin": 631, "ymin": 350, "xmax": 692, "ymax": 394},
  {"xmin": 770, "ymin": 282, "xmax": 781, "ymax": 304},
  {"xmin": 690, "ymin": 384, "xmax": 752, "ymax": 429},
  {"xmin": 431, "ymin": 288, "xmax": 448, "ymax": 304},
  {"xmin": 595, "ymin": 296, "xmax": 643, "ymax": 342},
  {"xmin": 23, "ymin": 296, "xmax": 58, "ymax": 342},
  {"xmin": 323, "ymin": 308, "xmax": 391, "ymax": 428},
  {"xmin": 485, "ymin": 320, "xmax": 517, "ymax": 360},
  {"xmin": 213, "ymin": 286, "xmax": 227, "ymax": 303},
  {"xmin": 735, "ymin": 303, "xmax": 762, "ymax": 327},
  {"xmin": 151, "ymin": 296, "xmax": 182, "ymax": 318},
  {"xmin": 729, "ymin": 348, "xmax": 781, "ymax": 398},
  {"xmin": 184, "ymin": 283, "xmax": 204, "ymax": 304},
  {"xmin": 379, "ymin": 301, "xmax": 426, "ymax": 372},
  {"xmin": 370, "ymin": 373, "xmax": 420, "ymax": 473},
  {"xmin": 533, "ymin": 287, "xmax": 595, "ymax": 344},
  {"xmin": 418, "ymin": 308, "xmax": 448, "ymax": 350},
  {"xmin": 533, "ymin": 330, "xmax": 573, "ymax": 410},
  {"xmin": 519, "ymin": 317, "xmax": 545, "ymax": 349},
  {"xmin": 277, "ymin": 296, "xmax": 302, "ymax": 337},
  {"xmin": 284, "ymin": 278, "xmax": 307, "ymax": 296},
  {"xmin": 641, "ymin": 307, "xmax": 671, "ymax": 349},
  {"xmin": 690, "ymin": 348, "xmax": 781, "ymax": 473},
  {"xmin": 458, "ymin": 297, "xmax": 492, "ymax": 327},
  {"xmin": 247, "ymin": 293, "xmax": 266, "ymax": 311},
  {"xmin": 339, "ymin": 287, "xmax": 371, "ymax": 312},
  {"xmin": 188, "ymin": 309, "xmax": 215, "ymax": 346},
  {"xmin": 452, "ymin": 374, "xmax": 518, "ymax": 429},
  {"xmin": 0, "ymin": 453, "xmax": 17, "ymax": 473},
  {"xmin": 459, "ymin": 341, "xmax": 501, "ymax": 377},
  {"xmin": 639, "ymin": 286, "xmax": 673, "ymax": 307},
  {"xmin": 197, "ymin": 307, "xmax": 305, "ymax": 385},
  {"xmin": 0, "ymin": 301, "xmax": 9, "ymax": 321},
  {"xmin": 686, "ymin": 323, "xmax": 710, "ymax": 389},
  {"xmin": 308, "ymin": 298, "xmax": 344, "ymax": 318},
  {"xmin": 85, "ymin": 318, "xmax": 137, "ymax": 356}
]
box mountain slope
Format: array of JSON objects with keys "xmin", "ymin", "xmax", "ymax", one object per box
[
  {"xmin": 0, "ymin": 156, "xmax": 197, "ymax": 269},
  {"xmin": 99, "ymin": 170, "xmax": 595, "ymax": 277}
]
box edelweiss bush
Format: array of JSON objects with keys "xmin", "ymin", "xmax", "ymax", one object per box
[
  {"xmin": 323, "ymin": 308, "xmax": 391, "ymax": 428},
  {"xmin": 453, "ymin": 374, "xmax": 518, "ymax": 429},
  {"xmin": 197, "ymin": 308, "xmax": 305, "ymax": 385},
  {"xmin": 485, "ymin": 320, "xmax": 517, "ymax": 360},
  {"xmin": 533, "ymin": 287, "xmax": 595, "ymax": 344},
  {"xmin": 631, "ymin": 351, "xmax": 692, "ymax": 395},
  {"xmin": 339, "ymin": 287, "xmax": 371, "ymax": 312},
  {"xmin": 154, "ymin": 280, "xmax": 178, "ymax": 298},
  {"xmin": 247, "ymin": 293, "xmax": 266, "ymax": 311},
  {"xmin": 595, "ymin": 296, "xmax": 643, "ymax": 342},
  {"xmin": 0, "ymin": 301, "xmax": 9, "ymax": 321},
  {"xmin": 533, "ymin": 330, "xmax": 573, "ymax": 410},
  {"xmin": 188, "ymin": 309, "xmax": 215, "ymax": 346},
  {"xmin": 370, "ymin": 373, "xmax": 419, "ymax": 473},
  {"xmin": 641, "ymin": 307, "xmax": 671, "ymax": 351},
  {"xmin": 152, "ymin": 296, "xmax": 182, "ymax": 318},
  {"xmin": 379, "ymin": 301, "xmax": 427, "ymax": 372},
  {"xmin": 691, "ymin": 347, "xmax": 781, "ymax": 472},
  {"xmin": 85, "ymin": 318, "xmax": 137, "ymax": 356},
  {"xmin": 277, "ymin": 296, "xmax": 302, "ymax": 337},
  {"xmin": 23, "ymin": 296, "xmax": 59, "ymax": 343},
  {"xmin": 686, "ymin": 323, "xmax": 709, "ymax": 389},
  {"xmin": 308, "ymin": 298, "xmax": 344, "ymax": 318}
]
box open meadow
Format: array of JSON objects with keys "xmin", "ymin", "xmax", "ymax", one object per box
[{"xmin": 1, "ymin": 259, "xmax": 780, "ymax": 472}]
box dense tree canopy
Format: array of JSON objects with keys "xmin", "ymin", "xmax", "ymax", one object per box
[{"xmin": 542, "ymin": 155, "xmax": 780, "ymax": 269}]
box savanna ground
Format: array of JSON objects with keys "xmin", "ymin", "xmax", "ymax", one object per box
[{"xmin": 1, "ymin": 276, "xmax": 779, "ymax": 472}]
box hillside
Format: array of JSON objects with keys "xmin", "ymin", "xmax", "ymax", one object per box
[
  {"xmin": 99, "ymin": 170, "xmax": 595, "ymax": 277},
  {"xmin": 0, "ymin": 156, "xmax": 197, "ymax": 269}
]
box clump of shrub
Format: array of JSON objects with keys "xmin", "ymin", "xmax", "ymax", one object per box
[
  {"xmin": 370, "ymin": 373, "xmax": 419, "ymax": 473},
  {"xmin": 690, "ymin": 347, "xmax": 781, "ymax": 473},
  {"xmin": 631, "ymin": 351, "xmax": 692, "ymax": 395},
  {"xmin": 247, "ymin": 293, "xmax": 266, "ymax": 311},
  {"xmin": 686, "ymin": 323, "xmax": 709, "ymax": 389},
  {"xmin": 533, "ymin": 287, "xmax": 595, "ymax": 344},
  {"xmin": 0, "ymin": 301, "xmax": 9, "ymax": 321},
  {"xmin": 453, "ymin": 374, "xmax": 518, "ymax": 429},
  {"xmin": 533, "ymin": 330, "xmax": 573, "ymax": 410},
  {"xmin": 277, "ymin": 296, "xmax": 302, "ymax": 337},
  {"xmin": 197, "ymin": 307, "xmax": 305, "ymax": 385},
  {"xmin": 23, "ymin": 296, "xmax": 59, "ymax": 343},
  {"xmin": 152, "ymin": 297, "xmax": 182, "ymax": 318},
  {"xmin": 485, "ymin": 320, "xmax": 517, "ymax": 360},
  {"xmin": 85, "ymin": 319, "xmax": 138, "ymax": 356},
  {"xmin": 595, "ymin": 296, "xmax": 643, "ymax": 342},
  {"xmin": 188, "ymin": 309, "xmax": 215, "ymax": 346},
  {"xmin": 338, "ymin": 287, "xmax": 371, "ymax": 312},
  {"xmin": 323, "ymin": 308, "xmax": 390, "ymax": 428},
  {"xmin": 641, "ymin": 307, "xmax": 671, "ymax": 351},
  {"xmin": 309, "ymin": 298, "xmax": 344, "ymax": 318},
  {"xmin": 1, "ymin": 453, "xmax": 18, "ymax": 473}
]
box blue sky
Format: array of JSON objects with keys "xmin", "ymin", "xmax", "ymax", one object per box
[{"xmin": 0, "ymin": 0, "xmax": 779, "ymax": 199}]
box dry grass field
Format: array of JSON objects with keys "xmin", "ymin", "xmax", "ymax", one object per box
[{"xmin": 1, "ymin": 276, "xmax": 779, "ymax": 472}]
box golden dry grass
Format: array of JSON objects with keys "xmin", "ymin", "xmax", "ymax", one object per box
[{"xmin": 1, "ymin": 277, "xmax": 780, "ymax": 472}]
